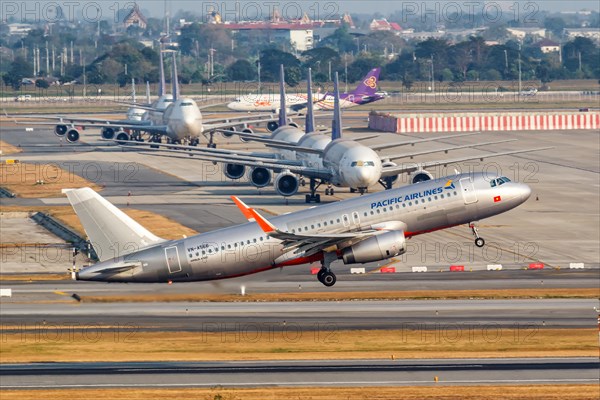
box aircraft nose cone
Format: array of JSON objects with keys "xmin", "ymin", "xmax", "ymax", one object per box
[
  {"xmin": 520, "ymin": 183, "xmax": 532, "ymax": 202},
  {"xmin": 354, "ymin": 167, "xmax": 377, "ymax": 188}
]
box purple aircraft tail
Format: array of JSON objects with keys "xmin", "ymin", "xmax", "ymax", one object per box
[{"xmin": 351, "ymin": 68, "xmax": 380, "ymax": 96}]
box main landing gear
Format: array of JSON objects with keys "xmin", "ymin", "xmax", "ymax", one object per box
[
  {"xmin": 205, "ymin": 131, "xmax": 218, "ymax": 148},
  {"xmin": 470, "ymin": 222, "xmax": 485, "ymax": 248},
  {"xmin": 306, "ymin": 179, "xmax": 322, "ymax": 203},
  {"xmin": 317, "ymin": 252, "xmax": 337, "ymax": 287}
]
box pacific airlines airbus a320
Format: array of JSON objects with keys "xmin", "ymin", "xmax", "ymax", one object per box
[{"xmin": 65, "ymin": 172, "xmax": 531, "ymax": 286}]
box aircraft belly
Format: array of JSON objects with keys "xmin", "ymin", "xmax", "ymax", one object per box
[{"xmin": 416, "ymin": 207, "xmax": 449, "ymax": 231}]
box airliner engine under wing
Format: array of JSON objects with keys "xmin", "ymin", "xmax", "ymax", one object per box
[{"xmin": 66, "ymin": 172, "xmax": 531, "ymax": 286}]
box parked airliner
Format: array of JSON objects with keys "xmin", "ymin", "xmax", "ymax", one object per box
[
  {"xmin": 226, "ymin": 68, "xmax": 385, "ymax": 112},
  {"xmin": 66, "ymin": 172, "xmax": 531, "ymax": 286},
  {"xmin": 123, "ymin": 68, "xmax": 545, "ymax": 203}
]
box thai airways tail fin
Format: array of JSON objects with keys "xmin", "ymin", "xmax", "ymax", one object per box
[
  {"xmin": 305, "ymin": 67, "xmax": 315, "ymax": 134},
  {"xmin": 278, "ymin": 64, "xmax": 287, "ymax": 128},
  {"xmin": 63, "ymin": 188, "xmax": 165, "ymax": 262},
  {"xmin": 351, "ymin": 67, "xmax": 380, "ymax": 96},
  {"xmin": 331, "ymin": 72, "xmax": 342, "ymax": 140},
  {"xmin": 158, "ymin": 49, "xmax": 165, "ymax": 97}
]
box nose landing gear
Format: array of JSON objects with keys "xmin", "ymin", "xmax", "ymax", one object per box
[{"xmin": 470, "ymin": 222, "xmax": 485, "ymax": 247}]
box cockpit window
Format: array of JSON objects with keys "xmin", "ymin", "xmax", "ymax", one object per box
[
  {"xmin": 351, "ymin": 161, "xmax": 375, "ymax": 167},
  {"xmin": 490, "ymin": 176, "xmax": 511, "ymax": 187},
  {"xmin": 181, "ymin": 102, "xmax": 193, "ymax": 106}
]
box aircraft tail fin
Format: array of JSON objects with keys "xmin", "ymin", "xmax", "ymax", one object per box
[
  {"xmin": 305, "ymin": 67, "xmax": 315, "ymax": 134},
  {"xmin": 352, "ymin": 68, "xmax": 380, "ymax": 96},
  {"xmin": 146, "ymin": 81, "xmax": 151, "ymax": 104},
  {"xmin": 331, "ymin": 72, "xmax": 342, "ymax": 140},
  {"xmin": 158, "ymin": 49, "xmax": 165, "ymax": 97},
  {"xmin": 171, "ymin": 52, "xmax": 179, "ymax": 101},
  {"xmin": 63, "ymin": 188, "xmax": 165, "ymax": 262},
  {"xmin": 131, "ymin": 78, "xmax": 136, "ymax": 102},
  {"xmin": 278, "ymin": 64, "xmax": 287, "ymax": 128}
]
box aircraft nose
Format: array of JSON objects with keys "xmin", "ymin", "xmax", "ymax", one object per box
[
  {"xmin": 519, "ymin": 183, "xmax": 532, "ymax": 202},
  {"xmin": 354, "ymin": 167, "xmax": 378, "ymax": 188}
]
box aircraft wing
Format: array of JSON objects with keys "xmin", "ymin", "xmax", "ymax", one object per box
[
  {"xmin": 264, "ymin": 143, "xmax": 323, "ymax": 154},
  {"xmin": 116, "ymin": 139, "xmax": 277, "ymax": 159},
  {"xmin": 6, "ymin": 113, "xmax": 153, "ymax": 127},
  {"xmin": 233, "ymin": 197, "xmax": 379, "ymax": 257},
  {"xmin": 380, "ymin": 147, "xmax": 553, "ymax": 178},
  {"xmin": 371, "ymin": 132, "xmax": 480, "ymax": 151},
  {"xmin": 126, "ymin": 146, "xmax": 332, "ymax": 181},
  {"xmin": 380, "ymin": 139, "xmax": 517, "ymax": 161}
]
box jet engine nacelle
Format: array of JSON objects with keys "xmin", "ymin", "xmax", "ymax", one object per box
[
  {"xmin": 342, "ymin": 230, "xmax": 407, "ymax": 264},
  {"xmin": 250, "ymin": 167, "xmax": 271, "ymax": 188},
  {"xmin": 267, "ymin": 121, "xmax": 278, "ymax": 132},
  {"xmin": 221, "ymin": 127, "xmax": 235, "ymax": 138},
  {"xmin": 115, "ymin": 131, "xmax": 130, "ymax": 144},
  {"xmin": 101, "ymin": 127, "xmax": 116, "ymax": 140},
  {"xmin": 55, "ymin": 124, "xmax": 68, "ymax": 136},
  {"xmin": 224, "ymin": 163, "xmax": 245, "ymax": 180},
  {"xmin": 66, "ymin": 128, "xmax": 80, "ymax": 143},
  {"xmin": 239, "ymin": 128, "xmax": 254, "ymax": 143},
  {"xmin": 288, "ymin": 122, "xmax": 299, "ymax": 128},
  {"xmin": 274, "ymin": 172, "xmax": 299, "ymax": 197},
  {"xmin": 409, "ymin": 169, "xmax": 434, "ymax": 184},
  {"xmin": 381, "ymin": 161, "xmax": 399, "ymax": 189}
]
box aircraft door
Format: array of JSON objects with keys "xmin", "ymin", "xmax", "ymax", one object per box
[
  {"xmin": 459, "ymin": 178, "xmax": 478, "ymax": 204},
  {"xmin": 342, "ymin": 214, "xmax": 350, "ymax": 228},
  {"xmin": 352, "ymin": 211, "xmax": 360, "ymax": 226},
  {"xmin": 164, "ymin": 246, "xmax": 182, "ymax": 273}
]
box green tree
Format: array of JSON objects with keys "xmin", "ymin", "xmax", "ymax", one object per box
[
  {"xmin": 3, "ymin": 56, "xmax": 33, "ymax": 89},
  {"xmin": 544, "ymin": 17, "xmax": 566, "ymax": 39},
  {"xmin": 226, "ymin": 59, "xmax": 257, "ymax": 81},
  {"xmin": 259, "ymin": 48, "xmax": 301, "ymax": 86},
  {"xmin": 301, "ymin": 47, "xmax": 340, "ymax": 74}
]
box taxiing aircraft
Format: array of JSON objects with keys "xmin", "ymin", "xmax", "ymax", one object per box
[
  {"xmin": 65, "ymin": 171, "xmax": 531, "ymax": 286},
  {"xmin": 226, "ymin": 68, "xmax": 386, "ymax": 112}
]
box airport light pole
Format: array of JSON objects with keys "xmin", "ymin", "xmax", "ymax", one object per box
[{"xmin": 518, "ymin": 43, "xmax": 522, "ymax": 94}]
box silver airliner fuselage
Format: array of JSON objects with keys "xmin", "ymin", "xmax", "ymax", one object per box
[{"xmin": 76, "ymin": 173, "xmax": 531, "ymax": 283}]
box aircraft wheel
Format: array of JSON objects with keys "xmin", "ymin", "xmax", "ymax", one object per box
[
  {"xmin": 321, "ymin": 271, "xmax": 336, "ymax": 287},
  {"xmin": 475, "ymin": 238, "xmax": 485, "ymax": 248}
]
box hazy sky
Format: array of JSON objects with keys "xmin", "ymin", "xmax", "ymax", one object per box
[
  {"xmin": 2, "ymin": 1, "xmax": 598, "ymax": 24},
  {"xmin": 138, "ymin": 0, "xmax": 600, "ymax": 17}
]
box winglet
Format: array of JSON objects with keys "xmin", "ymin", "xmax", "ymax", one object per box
[
  {"xmin": 248, "ymin": 208, "xmax": 276, "ymax": 233},
  {"xmin": 231, "ymin": 196, "xmax": 254, "ymax": 221}
]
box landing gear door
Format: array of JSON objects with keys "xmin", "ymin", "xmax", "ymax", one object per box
[
  {"xmin": 459, "ymin": 178, "xmax": 478, "ymax": 204},
  {"xmin": 164, "ymin": 246, "xmax": 182, "ymax": 274}
]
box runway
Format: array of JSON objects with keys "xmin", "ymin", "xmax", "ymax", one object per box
[
  {"xmin": 1, "ymin": 299, "xmax": 597, "ymax": 331},
  {"xmin": 2, "ymin": 358, "xmax": 598, "ymax": 389}
]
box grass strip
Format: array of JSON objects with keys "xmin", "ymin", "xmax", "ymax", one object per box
[
  {"xmin": 79, "ymin": 288, "xmax": 599, "ymax": 303},
  {"xmin": 1, "ymin": 385, "xmax": 599, "ymax": 400},
  {"xmin": 0, "ymin": 328, "xmax": 596, "ymax": 363}
]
